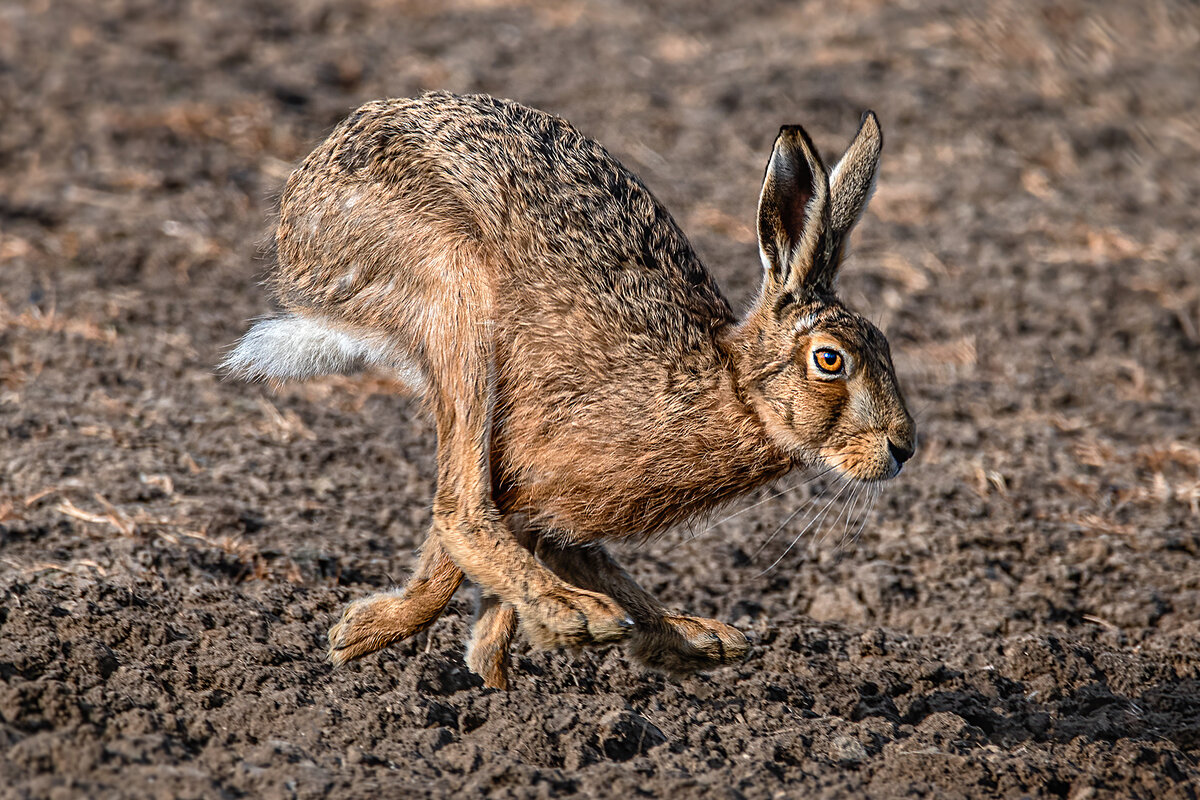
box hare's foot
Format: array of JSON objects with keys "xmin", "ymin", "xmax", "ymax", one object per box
[
  {"xmin": 517, "ymin": 585, "xmax": 633, "ymax": 649},
  {"xmin": 628, "ymin": 614, "xmax": 749, "ymax": 675},
  {"xmin": 531, "ymin": 540, "xmax": 745, "ymax": 674},
  {"xmin": 328, "ymin": 591, "xmax": 411, "ymax": 664},
  {"xmin": 465, "ymin": 593, "xmax": 518, "ymax": 689},
  {"xmin": 327, "ymin": 536, "xmax": 463, "ymax": 665}
]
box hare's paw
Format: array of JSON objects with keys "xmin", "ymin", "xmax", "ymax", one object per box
[
  {"xmin": 629, "ymin": 614, "xmax": 749, "ymax": 675},
  {"xmin": 518, "ymin": 586, "xmax": 634, "ymax": 649},
  {"xmin": 327, "ymin": 592, "xmax": 407, "ymax": 665}
]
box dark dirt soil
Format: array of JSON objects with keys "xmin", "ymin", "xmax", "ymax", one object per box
[{"xmin": 3, "ymin": 0, "xmax": 1200, "ymax": 797}]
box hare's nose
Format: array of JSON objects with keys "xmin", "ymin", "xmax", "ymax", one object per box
[{"xmin": 887, "ymin": 439, "xmax": 914, "ymax": 465}]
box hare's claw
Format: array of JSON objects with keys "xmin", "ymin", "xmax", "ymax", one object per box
[{"xmin": 629, "ymin": 614, "xmax": 749, "ymax": 675}]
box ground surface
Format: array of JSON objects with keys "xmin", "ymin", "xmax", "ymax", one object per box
[{"xmin": 2, "ymin": 0, "xmax": 1200, "ymax": 797}]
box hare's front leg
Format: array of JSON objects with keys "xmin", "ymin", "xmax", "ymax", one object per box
[
  {"xmin": 536, "ymin": 541, "xmax": 749, "ymax": 675},
  {"xmin": 430, "ymin": 346, "xmax": 632, "ymax": 652},
  {"xmin": 327, "ymin": 533, "xmax": 463, "ymax": 664}
]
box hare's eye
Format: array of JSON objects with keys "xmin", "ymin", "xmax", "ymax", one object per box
[{"xmin": 813, "ymin": 348, "xmax": 844, "ymax": 375}]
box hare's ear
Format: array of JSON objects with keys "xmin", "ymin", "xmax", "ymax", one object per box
[
  {"xmin": 757, "ymin": 125, "xmax": 830, "ymax": 299},
  {"xmin": 828, "ymin": 110, "xmax": 883, "ymax": 241}
]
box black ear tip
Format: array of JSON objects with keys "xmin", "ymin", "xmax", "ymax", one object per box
[
  {"xmin": 776, "ymin": 124, "xmax": 811, "ymax": 146},
  {"xmin": 859, "ymin": 110, "xmax": 882, "ymax": 141},
  {"xmin": 775, "ymin": 124, "xmax": 821, "ymax": 158}
]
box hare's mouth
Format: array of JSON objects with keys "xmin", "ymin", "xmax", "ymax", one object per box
[{"xmin": 820, "ymin": 437, "xmax": 903, "ymax": 483}]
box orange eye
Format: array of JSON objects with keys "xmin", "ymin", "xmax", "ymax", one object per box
[{"xmin": 813, "ymin": 348, "xmax": 844, "ymax": 375}]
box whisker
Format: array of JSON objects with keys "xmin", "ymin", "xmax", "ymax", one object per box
[
  {"xmin": 810, "ymin": 471, "xmax": 854, "ymax": 551},
  {"xmin": 821, "ymin": 478, "xmax": 862, "ymax": 550},
  {"xmin": 750, "ymin": 460, "xmax": 849, "ymax": 559},
  {"xmin": 836, "ymin": 482, "xmax": 866, "ymax": 549},
  {"xmin": 757, "ymin": 475, "xmax": 854, "ymax": 575},
  {"xmin": 750, "ymin": 487, "xmax": 823, "ymax": 559},
  {"xmin": 908, "ymin": 401, "xmax": 933, "ymax": 429},
  {"xmin": 663, "ymin": 464, "xmax": 836, "ymax": 555},
  {"xmin": 848, "ymin": 484, "xmax": 880, "ymax": 546},
  {"xmin": 706, "ymin": 465, "xmax": 834, "ymax": 532},
  {"xmin": 786, "ymin": 477, "xmax": 854, "ymax": 563}
]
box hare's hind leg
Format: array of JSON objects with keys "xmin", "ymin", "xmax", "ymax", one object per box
[
  {"xmin": 465, "ymin": 591, "xmax": 518, "ymax": 689},
  {"xmin": 536, "ymin": 542, "xmax": 749, "ymax": 676},
  {"xmin": 429, "ymin": 338, "xmax": 632, "ymax": 652},
  {"xmin": 327, "ymin": 533, "xmax": 463, "ymax": 664}
]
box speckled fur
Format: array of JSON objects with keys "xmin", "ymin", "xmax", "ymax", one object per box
[{"xmin": 227, "ymin": 92, "xmax": 915, "ymax": 687}]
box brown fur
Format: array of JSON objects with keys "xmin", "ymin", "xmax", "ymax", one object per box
[
  {"xmin": 227, "ymin": 92, "xmax": 915, "ymax": 687},
  {"xmin": 465, "ymin": 592, "xmax": 518, "ymax": 690}
]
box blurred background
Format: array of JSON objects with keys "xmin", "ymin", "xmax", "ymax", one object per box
[{"xmin": 2, "ymin": 1, "xmax": 1199, "ymax": 797}]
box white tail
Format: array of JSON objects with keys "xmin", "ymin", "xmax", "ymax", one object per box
[{"xmin": 221, "ymin": 313, "xmax": 427, "ymax": 392}]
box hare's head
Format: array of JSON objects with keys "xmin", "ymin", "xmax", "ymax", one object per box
[{"xmin": 736, "ymin": 113, "xmax": 915, "ymax": 482}]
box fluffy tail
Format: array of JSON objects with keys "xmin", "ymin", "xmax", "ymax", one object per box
[{"xmin": 221, "ymin": 313, "xmax": 421, "ymax": 388}]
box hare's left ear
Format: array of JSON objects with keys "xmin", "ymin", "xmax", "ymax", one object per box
[
  {"xmin": 757, "ymin": 125, "xmax": 830, "ymax": 299},
  {"xmin": 828, "ymin": 110, "xmax": 883, "ymax": 245}
]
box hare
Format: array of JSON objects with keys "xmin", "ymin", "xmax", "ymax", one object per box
[{"xmin": 224, "ymin": 92, "xmax": 915, "ymax": 688}]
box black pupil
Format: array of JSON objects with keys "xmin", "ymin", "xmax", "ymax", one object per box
[{"xmin": 819, "ymin": 351, "xmax": 838, "ymax": 369}]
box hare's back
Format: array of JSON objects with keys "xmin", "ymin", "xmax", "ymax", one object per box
[{"xmin": 309, "ymin": 93, "xmax": 731, "ymax": 326}]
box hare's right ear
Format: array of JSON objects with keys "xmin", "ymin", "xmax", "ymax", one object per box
[
  {"xmin": 757, "ymin": 125, "xmax": 830, "ymax": 300},
  {"xmin": 828, "ymin": 110, "xmax": 883, "ymax": 242}
]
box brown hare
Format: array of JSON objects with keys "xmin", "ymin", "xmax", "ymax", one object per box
[{"xmin": 224, "ymin": 92, "xmax": 915, "ymax": 688}]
